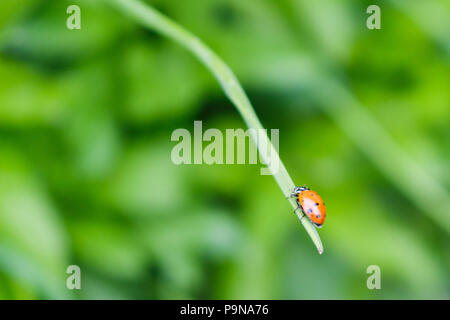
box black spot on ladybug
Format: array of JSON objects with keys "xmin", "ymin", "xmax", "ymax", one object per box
[
  {"xmin": 316, "ymin": 214, "xmax": 321, "ymax": 218},
  {"xmin": 307, "ymin": 209, "xmax": 313, "ymax": 214},
  {"xmin": 315, "ymin": 202, "xmax": 319, "ymax": 206}
]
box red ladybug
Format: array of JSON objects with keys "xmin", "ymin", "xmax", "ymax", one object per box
[{"xmin": 291, "ymin": 186, "xmax": 326, "ymax": 228}]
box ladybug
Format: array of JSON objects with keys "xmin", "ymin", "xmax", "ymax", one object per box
[{"xmin": 290, "ymin": 186, "xmax": 326, "ymax": 228}]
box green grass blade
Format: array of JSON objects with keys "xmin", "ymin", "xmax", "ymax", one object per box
[{"xmin": 110, "ymin": 0, "xmax": 323, "ymax": 254}]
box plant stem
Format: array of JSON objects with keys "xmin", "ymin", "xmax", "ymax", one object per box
[{"xmin": 110, "ymin": 0, "xmax": 323, "ymax": 254}]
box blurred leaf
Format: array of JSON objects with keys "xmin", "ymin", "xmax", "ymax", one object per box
[
  {"xmin": 0, "ymin": 60, "xmax": 64, "ymax": 126},
  {"xmin": 120, "ymin": 42, "xmax": 204, "ymax": 124},
  {"xmin": 102, "ymin": 139, "xmax": 188, "ymax": 215},
  {"xmin": 0, "ymin": 147, "xmax": 70, "ymax": 298},
  {"xmin": 0, "ymin": 0, "xmax": 40, "ymax": 29},
  {"xmin": 0, "ymin": 0, "xmax": 129, "ymax": 65},
  {"xmin": 70, "ymin": 220, "xmax": 147, "ymax": 281}
]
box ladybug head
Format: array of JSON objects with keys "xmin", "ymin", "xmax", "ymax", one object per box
[{"xmin": 294, "ymin": 185, "xmax": 310, "ymax": 194}]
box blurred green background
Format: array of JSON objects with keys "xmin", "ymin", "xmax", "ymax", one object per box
[{"xmin": 0, "ymin": 0, "xmax": 449, "ymax": 299}]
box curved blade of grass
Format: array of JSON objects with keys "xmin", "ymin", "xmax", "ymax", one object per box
[{"xmin": 109, "ymin": 0, "xmax": 323, "ymax": 254}]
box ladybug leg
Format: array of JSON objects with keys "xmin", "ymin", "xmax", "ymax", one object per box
[
  {"xmin": 294, "ymin": 206, "xmax": 305, "ymax": 217},
  {"xmin": 287, "ymin": 187, "xmax": 303, "ymax": 199},
  {"xmin": 287, "ymin": 192, "xmax": 297, "ymax": 199}
]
